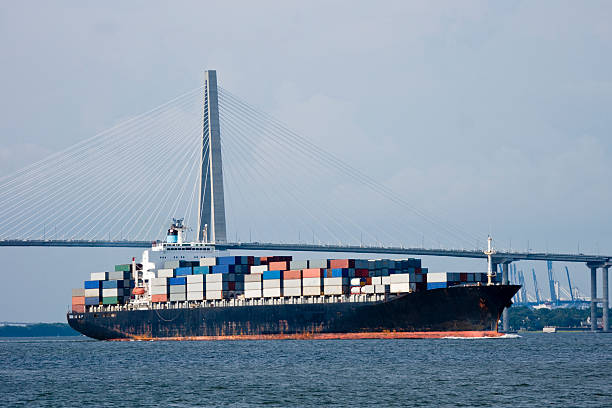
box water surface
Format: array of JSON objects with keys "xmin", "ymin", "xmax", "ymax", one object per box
[{"xmin": 0, "ymin": 333, "xmax": 610, "ymax": 407}]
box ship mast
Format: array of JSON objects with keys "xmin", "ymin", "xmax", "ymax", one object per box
[{"xmin": 484, "ymin": 235, "xmax": 496, "ymax": 285}]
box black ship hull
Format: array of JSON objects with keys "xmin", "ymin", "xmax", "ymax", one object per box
[{"xmin": 67, "ymin": 284, "xmax": 520, "ymax": 340}]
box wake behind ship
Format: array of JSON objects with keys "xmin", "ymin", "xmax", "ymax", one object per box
[{"xmin": 68, "ymin": 221, "xmax": 519, "ymax": 340}]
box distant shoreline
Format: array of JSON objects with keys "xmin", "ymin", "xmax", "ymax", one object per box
[{"xmin": 0, "ymin": 323, "xmax": 80, "ymax": 337}]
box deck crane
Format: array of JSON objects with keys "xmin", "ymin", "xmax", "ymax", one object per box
[
  {"xmin": 565, "ymin": 266, "xmax": 574, "ymax": 302},
  {"xmin": 532, "ymin": 268, "xmax": 541, "ymax": 304},
  {"xmin": 547, "ymin": 261, "xmax": 558, "ymax": 305}
]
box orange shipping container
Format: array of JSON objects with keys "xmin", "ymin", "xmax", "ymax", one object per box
[
  {"xmin": 71, "ymin": 296, "xmax": 85, "ymax": 306},
  {"xmin": 268, "ymin": 261, "xmax": 288, "ymax": 271},
  {"xmin": 302, "ymin": 268, "xmax": 323, "ymax": 278},
  {"xmin": 72, "ymin": 304, "xmax": 85, "ymax": 313},
  {"xmin": 283, "ymin": 270, "xmax": 301, "ymax": 280},
  {"xmin": 329, "ymin": 259, "xmax": 355, "ymax": 269},
  {"xmin": 151, "ymin": 294, "xmax": 168, "ymax": 303}
]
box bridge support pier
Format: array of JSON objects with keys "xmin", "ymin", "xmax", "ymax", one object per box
[
  {"xmin": 502, "ymin": 263, "xmax": 510, "ymax": 332},
  {"xmin": 603, "ymin": 266, "xmax": 609, "ymax": 332},
  {"xmin": 590, "ymin": 265, "xmax": 598, "ymax": 332}
]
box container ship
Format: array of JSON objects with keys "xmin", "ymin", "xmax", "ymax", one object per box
[{"xmin": 67, "ymin": 220, "xmax": 519, "ymax": 340}]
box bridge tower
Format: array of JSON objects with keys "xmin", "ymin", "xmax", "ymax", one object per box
[{"xmin": 197, "ymin": 70, "xmax": 227, "ymax": 243}]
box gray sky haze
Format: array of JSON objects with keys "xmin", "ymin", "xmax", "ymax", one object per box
[{"xmin": 0, "ymin": 1, "xmax": 610, "ymax": 321}]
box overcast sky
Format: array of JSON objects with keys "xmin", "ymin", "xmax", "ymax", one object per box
[{"xmin": 0, "ymin": 1, "xmax": 610, "ymax": 321}]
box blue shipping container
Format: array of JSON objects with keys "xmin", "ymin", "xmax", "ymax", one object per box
[
  {"xmin": 217, "ymin": 256, "xmax": 240, "ymax": 265},
  {"xmin": 175, "ymin": 267, "xmax": 193, "ymax": 276},
  {"xmin": 263, "ymin": 270, "xmax": 282, "ymax": 280},
  {"xmin": 84, "ymin": 296, "xmax": 100, "ymax": 305},
  {"xmin": 212, "ymin": 264, "xmax": 235, "ymax": 274},
  {"xmin": 427, "ymin": 282, "xmax": 447, "ymax": 290},
  {"xmin": 331, "ymin": 268, "xmax": 349, "ymax": 277},
  {"xmin": 102, "ymin": 280, "xmax": 124, "ymax": 289},
  {"xmin": 84, "ymin": 280, "xmax": 101, "ymax": 289},
  {"xmin": 169, "ymin": 277, "xmax": 187, "ymax": 285},
  {"xmin": 193, "ymin": 266, "xmax": 209, "ymax": 274}
]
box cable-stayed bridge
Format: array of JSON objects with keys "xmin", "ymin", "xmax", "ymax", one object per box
[{"xmin": 0, "ymin": 70, "xmax": 609, "ymax": 331}]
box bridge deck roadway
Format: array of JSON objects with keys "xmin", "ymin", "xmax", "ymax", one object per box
[{"xmin": 0, "ymin": 240, "xmax": 608, "ymax": 264}]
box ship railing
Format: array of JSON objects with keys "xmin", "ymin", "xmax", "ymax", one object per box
[{"xmin": 86, "ymin": 293, "xmax": 393, "ymax": 313}]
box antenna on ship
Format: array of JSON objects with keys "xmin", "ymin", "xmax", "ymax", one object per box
[{"xmin": 484, "ymin": 235, "xmax": 496, "ymax": 285}]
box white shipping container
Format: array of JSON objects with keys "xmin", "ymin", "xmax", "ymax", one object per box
[
  {"xmin": 169, "ymin": 285, "xmax": 186, "ymax": 294},
  {"xmin": 187, "ymin": 274, "xmax": 205, "ymax": 284},
  {"xmin": 206, "ymin": 274, "xmax": 223, "ymax": 283},
  {"xmin": 263, "ymin": 279, "xmax": 282, "ymax": 289},
  {"xmin": 187, "ymin": 283, "xmax": 205, "ymax": 292},
  {"xmin": 90, "ymin": 272, "xmax": 107, "ymax": 281},
  {"xmin": 244, "ymin": 274, "xmax": 262, "ymax": 282},
  {"xmin": 302, "ymin": 277, "xmax": 322, "ymax": 287},
  {"xmin": 206, "ymin": 281, "xmax": 229, "ymax": 291},
  {"xmin": 303, "ymin": 286, "xmax": 322, "ymax": 296},
  {"xmin": 381, "ymin": 276, "xmax": 391, "ymax": 285},
  {"xmin": 187, "ymin": 291, "xmax": 205, "ymax": 301},
  {"xmin": 199, "ymin": 257, "xmax": 216, "ymax": 266},
  {"xmin": 263, "ymin": 287, "xmax": 282, "ymax": 298},
  {"xmin": 350, "ymin": 286, "xmax": 361, "ymax": 294},
  {"xmin": 374, "ymin": 284, "xmax": 389, "ymax": 294},
  {"xmin": 308, "ymin": 259, "xmax": 328, "ymax": 268},
  {"xmin": 350, "ymin": 278, "xmax": 363, "ymax": 286},
  {"xmin": 390, "ymin": 282, "xmax": 416, "ymax": 293},
  {"xmin": 169, "ymin": 293, "xmax": 186, "ymax": 302},
  {"xmin": 427, "ymin": 272, "xmax": 448, "ymax": 283},
  {"xmin": 283, "ymin": 279, "xmax": 301, "ymax": 288},
  {"xmin": 245, "ymin": 289, "xmax": 262, "ymax": 299},
  {"xmin": 324, "ymin": 277, "xmax": 348, "ymax": 286},
  {"xmin": 102, "ymin": 288, "xmax": 121, "ymax": 297},
  {"xmin": 390, "ymin": 273, "xmax": 415, "ymax": 284},
  {"xmin": 151, "ymin": 277, "xmax": 167, "ymax": 286},
  {"xmin": 205, "ymin": 290, "xmax": 226, "ymax": 300},
  {"xmin": 84, "ymin": 289, "xmax": 100, "ymax": 297},
  {"xmin": 283, "ymin": 287, "xmax": 301, "ymax": 297},
  {"xmin": 361, "ymin": 285, "xmax": 375, "ymax": 294},
  {"xmin": 150, "ymin": 286, "xmax": 168, "ymax": 295},
  {"xmin": 289, "ymin": 260, "xmax": 308, "ymax": 270},
  {"xmin": 371, "ymin": 276, "xmax": 382, "ymax": 285},
  {"xmin": 157, "ymin": 269, "xmax": 174, "ymax": 278},
  {"xmin": 250, "ymin": 265, "xmax": 268, "ymax": 274},
  {"xmin": 323, "ymin": 285, "xmax": 347, "ymax": 295},
  {"xmin": 245, "ymin": 281, "xmax": 262, "ymax": 290},
  {"xmin": 72, "ymin": 288, "xmax": 85, "ymax": 297}
]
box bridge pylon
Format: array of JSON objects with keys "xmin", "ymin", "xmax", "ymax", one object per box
[{"xmin": 197, "ymin": 70, "xmax": 227, "ymax": 243}]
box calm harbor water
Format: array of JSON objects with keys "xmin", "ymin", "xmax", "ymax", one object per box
[{"xmin": 0, "ymin": 333, "xmax": 610, "ymax": 407}]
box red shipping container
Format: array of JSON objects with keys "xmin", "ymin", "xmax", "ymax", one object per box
[
  {"xmin": 151, "ymin": 294, "xmax": 168, "ymax": 303},
  {"xmin": 329, "ymin": 259, "xmax": 355, "ymax": 269},
  {"xmin": 246, "ymin": 256, "xmax": 255, "ymax": 265},
  {"xmin": 365, "ymin": 277, "xmax": 372, "ymax": 285},
  {"xmin": 283, "ymin": 270, "xmax": 301, "ymax": 280},
  {"xmin": 416, "ymin": 267, "xmax": 422, "ymax": 274},
  {"xmin": 71, "ymin": 304, "xmax": 85, "ymax": 313},
  {"xmin": 228, "ymin": 282, "xmax": 236, "ymax": 291},
  {"xmin": 355, "ymin": 269, "xmax": 369, "ymax": 278},
  {"xmin": 302, "ymin": 268, "xmax": 323, "ymax": 278},
  {"xmin": 71, "ymin": 296, "xmax": 85, "ymax": 305},
  {"xmin": 268, "ymin": 261, "xmax": 288, "ymax": 271},
  {"xmin": 460, "ymin": 273, "xmax": 467, "ymax": 282}
]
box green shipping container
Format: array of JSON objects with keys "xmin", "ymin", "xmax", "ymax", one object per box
[
  {"xmin": 102, "ymin": 296, "xmax": 123, "ymax": 305},
  {"xmin": 115, "ymin": 264, "xmax": 131, "ymax": 272},
  {"xmin": 193, "ymin": 266, "xmax": 209, "ymax": 274}
]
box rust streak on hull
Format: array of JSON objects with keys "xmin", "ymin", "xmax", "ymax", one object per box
[{"xmin": 112, "ymin": 330, "xmax": 505, "ymax": 341}]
